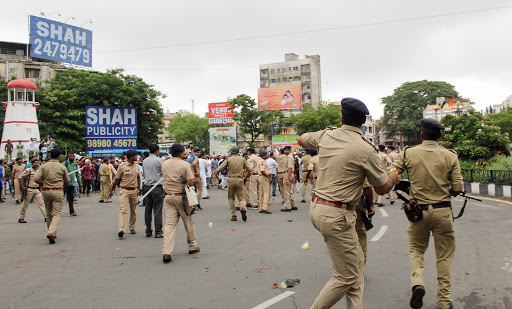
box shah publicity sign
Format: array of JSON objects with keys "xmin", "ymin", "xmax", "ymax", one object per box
[
  {"xmin": 208, "ymin": 102, "xmax": 234, "ymax": 125},
  {"xmin": 29, "ymin": 15, "xmax": 92, "ymax": 67},
  {"xmin": 85, "ymin": 106, "xmax": 137, "ymax": 152}
]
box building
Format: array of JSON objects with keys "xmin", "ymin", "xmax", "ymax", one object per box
[
  {"xmin": 157, "ymin": 109, "xmax": 177, "ymax": 143},
  {"xmin": 423, "ymin": 97, "xmax": 472, "ymax": 121}
]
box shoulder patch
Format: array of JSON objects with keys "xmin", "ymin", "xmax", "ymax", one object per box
[
  {"xmin": 361, "ymin": 135, "xmax": 378, "ymax": 153},
  {"xmin": 448, "ymin": 149, "xmax": 458, "ymax": 155},
  {"xmin": 319, "ymin": 126, "xmax": 336, "ymax": 140}
]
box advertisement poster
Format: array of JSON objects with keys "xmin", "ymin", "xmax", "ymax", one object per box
[
  {"xmin": 208, "ymin": 102, "xmax": 234, "ymax": 125},
  {"xmin": 85, "ymin": 106, "xmax": 137, "ymax": 152},
  {"xmin": 271, "ymin": 124, "xmax": 300, "ymax": 150},
  {"xmin": 209, "ymin": 127, "xmax": 237, "ymax": 155},
  {"xmin": 258, "ymin": 85, "xmax": 301, "ymax": 110}
]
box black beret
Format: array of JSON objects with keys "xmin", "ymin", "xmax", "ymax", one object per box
[
  {"xmin": 378, "ymin": 145, "xmax": 386, "ymax": 151},
  {"xmin": 388, "ymin": 145, "xmax": 395, "ymax": 150},
  {"xmin": 16, "ymin": 157, "xmax": 22, "ymax": 161},
  {"xmin": 193, "ymin": 148, "xmax": 201, "ymax": 152},
  {"xmin": 31, "ymin": 158, "xmax": 39, "ymax": 163},
  {"xmin": 283, "ymin": 146, "xmax": 292, "ymax": 150},
  {"xmin": 171, "ymin": 143, "xmax": 186, "ymax": 153},
  {"xmin": 341, "ymin": 97, "xmax": 370, "ymax": 115},
  {"xmin": 126, "ymin": 149, "xmax": 138, "ymax": 157},
  {"xmin": 420, "ymin": 118, "xmax": 445, "ymax": 131},
  {"xmin": 50, "ymin": 148, "xmax": 62, "ymax": 157},
  {"xmin": 260, "ymin": 151, "xmax": 267, "ymax": 156}
]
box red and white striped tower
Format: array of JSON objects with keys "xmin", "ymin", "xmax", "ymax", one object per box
[{"xmin": 1, "ymin": 79, "xmax": 40, "ymax": 160}]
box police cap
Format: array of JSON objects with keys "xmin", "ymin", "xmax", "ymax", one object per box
[
  {"xmin": 193, "ymin": 148, "xmax": 201, "ymax": 152},
  {"xmin": 260, "ymin": 151, "xmax": 267, "ymax": 157},
  {"xmin": 50, "ymin": 148, "xmax": 62, "ymax": 157},
  {"xmin": 420, "ymin": 118, "xmax": 445, "ymax": 131},
  {"xmin": 230, "ymin": 145, "xmax": 240, "ymax": 154},
  {"xmin": 125, "ymin": 149, "xmax": 138, "ymax": 157},
  {"xmin": 378, "ymin": 144, "xmax": 386, "ymax": 151},
  {"xmin": 171, "ymin": 143, "xmax": 185, "ymax": 153},
  {"xmin": 341, "ymin": 97, "xmax": 370, "ymax": 115}
]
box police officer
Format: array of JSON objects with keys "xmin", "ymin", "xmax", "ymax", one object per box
[
  {"xmin": 257, "ymin": 151, "xmax": 272, "ymax": 214},
  {"xmin": 161, "ymin": 143, "xmax": 199, "ymax": 263},
  {"xmin": 99, "ymin": 158, "xmax": 112, "ymax": 203},
  {"xmin": 109, "ymin": 149, "xmax": 141, "ymax": 238},
  {"xmin": 215, "ymin": 146, "xmax": 251, "ymax": 221},
  {"xmin": 18, "ymin": 158, "xmax": 46, "ymax": 223},
  {"xmin": 305, "ymin": 149, "xmax": 318, "ymax": 191},
  {"xmin": 281, "ymin": 146, "xmax": 298, "ymax": 211},
  {"xmin": 275, "ymin": 149, "xmax": 287, "ymax": 203},
  {"xmin": 298, "ymin": 97, "xmax": 395, "ymax": 309},
  {"xmin": 12, "ymin": 157, "xmax": 26, "ymax": 204},
  {"xmin": 247, "ymin": 148, "xmax": 260, "ymax": 210},
  {"xmin": 34, "ymin": 148, "xmax": 70, "ymax": 244},
  {"xmin": 389, "ymin": 118, "xmax": 463, "ymax": 309},
  {"xmin": 300, "ymin": 149, "xmax": 312, "ymax": 203}
]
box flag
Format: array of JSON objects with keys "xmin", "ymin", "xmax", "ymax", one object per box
[{"xmin": 448, "ymin": 96, "xmax": 454, "ymax": 107}]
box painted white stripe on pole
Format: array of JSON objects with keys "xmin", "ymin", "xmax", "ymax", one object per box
[
  {"xmin": 252, "ymin": 291, "xmax": 296, "ymax": 309},
  {"xmin": 370, "ymin": 225, "xmax": 388, "ymax": 242},
  {"xmin": 378, "ymin": 208, "xmax": 389, "ymax": 217}
]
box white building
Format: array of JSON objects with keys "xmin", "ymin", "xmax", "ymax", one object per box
[{"xmin": 423, "ymin": 97, "xmax": 472, "ymax": 121}]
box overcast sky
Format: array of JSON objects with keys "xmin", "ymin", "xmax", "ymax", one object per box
[{"xmin": 3, "ymin": 0, "xmax": 512, "ymax": 118}]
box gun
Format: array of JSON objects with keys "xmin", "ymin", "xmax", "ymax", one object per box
[
  {"xmin": 358, "ymin": 196, "xmax": 373, "ymax": 231},
  {"xmin": 21, "ymin": 175, "xmax": 29, "ymax": 201}
]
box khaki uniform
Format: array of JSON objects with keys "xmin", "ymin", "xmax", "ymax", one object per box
[
  {"xmin": 257, "ymin": 159, "xmax": 271, "ymax": 211},
  {"xmin": 387, "ymin": 150, "xmax": 399, "ymax": 201},
  {"xmin": 248, "ymin": 154, "xmax": 260, "ymax": 207},
  {"xmin": 308, "ymin": 155, "xmax": 319, "ymax": 192},
  {"xmin": 281, "ymin": 153, "xmax": 298, "ymax": 210},
  {"xmin": 99, "ymin": 163, "xmax": 111, "ymax": 202},
  {"xmin": 161, "ymin": 158, "xmax": 197, "ymax": 255},
  {"xmin": 34, "ymin": 159, "xmax": 70, "ymax": 235},
  {"xmin": 13, "ymin": 163, "xmax": 26, "ymax": 202},
  {"xmin": 275, "ymin": 153, "xmax": 287, "ymax": 201},
  {"xmin": 191, "ymin": 156, "xmax": 203, "ymax": 202},
  {"xmin": 217, "ymin": 154, "xmax": 251, "ymax": 217},
  {"xmin": 392, "ymin": 141, "xmax": 463, "ymax": 309},
  {"xmin": 355, "ymin": 178, "xmax": 371, "ymax": 265},
  {"xmin": 301, "ymin": 154, "xmax": 312, "ymax": 201},
  {"xmin": 18, "ymin": 168, "xmax": 46, "ymax": 219},
  {"xmin": 301, "ymin": 125, "xmax": 389, "ymax": 309},
  {"xmin": 377, "ymin": 152, "xmax": 394, "ymax": 204},
  {"xmin": 115, "ymin": 163, "xmax": 140, "ymax": 233}
]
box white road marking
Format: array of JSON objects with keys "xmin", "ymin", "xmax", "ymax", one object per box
[
  {"xmin": 379, "ymin": 208, "xmax": 389, "ymax": 217},
  {"xmin": 370, "ymin": 225, "xmax": 388, "ymax": 242},
  {"xmin": 252, "ymin": 291, "xmax": 296, "ymax": 309}
]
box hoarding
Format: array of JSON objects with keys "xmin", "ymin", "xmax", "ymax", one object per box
[
  {"xmin": 209, "ymin": 127, "xmax": 237, "ymax": 155},
  {"xmin": 271, "ymin": 124, "xmax": 300, "ymax": 151},
  {"xmin": 258, "ymin": 85, "xmax": 301, "ymax": 110},
  {"xmin": 85, "ymin": 106, "xmax": 137, "ymax": 152},
  {"xmin": 208, "ymin": 102, "xmax": 234, "ymax": 125},
  {"xmin": 29, "ymin": 15, "xmax": 93, "ymax": 67}
]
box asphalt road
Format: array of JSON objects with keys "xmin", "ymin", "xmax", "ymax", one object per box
[{"xmin": 0, "ymin": 185, "xmax": 511, "ymax": 309}]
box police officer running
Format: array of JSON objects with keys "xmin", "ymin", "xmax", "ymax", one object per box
[{"xmin": 18, "ymin": 158, "xmax": 46, "ymax": 223}]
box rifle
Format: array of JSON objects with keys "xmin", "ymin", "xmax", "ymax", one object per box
[
  {"xmin": 453, "ymin": 192, "xmax": 481, "ymax": 219},
  {"xmin": 357, "ymin": 196, "xmax": 373, "ymax": 231}
]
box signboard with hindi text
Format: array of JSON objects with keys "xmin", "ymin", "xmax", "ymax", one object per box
[
  {"xmin": 85, "ymin": 106, "xmax": 137, "ymax": 152},
  {"xmin": 208, "ymin": 102, "xmax": 234, "ymax": 125}
]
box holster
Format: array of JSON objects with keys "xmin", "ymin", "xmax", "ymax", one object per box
[{"xmin": 402, "ymin": 201, "xmax": 423, "ymax": 222}]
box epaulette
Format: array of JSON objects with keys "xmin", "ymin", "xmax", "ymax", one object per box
[
  {"xmin": 360, "ymin": 135, "xmax": 378, "ymax": 153},
  {"xmin": 319, "ymin": 126, "xmax": 337, "ymax": 139},
  {"xmin": 448, "ymin": 149, "xmax": 458, "ymax": 155}
]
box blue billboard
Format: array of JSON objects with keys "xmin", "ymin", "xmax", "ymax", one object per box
[
  {"xmin": 85, "ymin": 106, "xmax": 137, "ymax": 152},
  {"xmin": 30, "ymin": 15, "xmax": 92, "ymax": 67}
]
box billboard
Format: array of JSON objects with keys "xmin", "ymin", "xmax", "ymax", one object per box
[
  {"xmin": 85, "ymin": 106, "xmax": 137, "ymax": 152},
  {"xmin": 29, "ymin": 15, "xmax": 93, "ymax": 67},
  {"xmin": 258, "ymin": 85, "xmax": 301, "ymax": 110},
  {"xmin": 209, "ymin": 127, "xmax": 237, "ymax": 155},
  {"xmin": 208, "ymin": 102, "xmax": 234, "ymax": 125},
  {"xmin": 272, "ymin": 124, "xmax": 300, "ymax": 151}
]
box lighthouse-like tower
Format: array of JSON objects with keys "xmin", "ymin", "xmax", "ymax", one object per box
[{"xmin": 1, "ymin": 79, "xmax": 41, "ymax": 161}]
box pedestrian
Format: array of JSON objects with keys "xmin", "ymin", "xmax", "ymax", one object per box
[
  {"xmin": 108, "ymin": 149, "xmax": 141, "ymax": 238},
  {"xmin": 110, "ymin": 157, "xmax": 119, "ymax": 170},
  {"xmin": 388, "ymin": 118, "xmax": 464, "ymax": 309},
  {"xmin": 247, "ymin": 148, "xmax": 260, "ymax": 209},
  {"xmin": 266, "ymin": 152, "xmax": 278, "ymax": 197},
  {"xmin": 377, "ymin": 145, "xmax": 394, "ymax": 207},
  {"xmin": 5, "ymin": 140, "xmax": 14, "ymax": 161},
  {"xmin": 190, "ymin": 148, "xmax": 204, "ymax": 208},
  {"xmin": 29, "ymin": 138, "xmax": 37, "ymax": 158},
  {"xmin": 257, "ymin": 151, "xmax": 272, "ymax": 214},
  {"xmin": 205, "ymin": 156, "xmax": 212, "ymax": 189},
  {"xmin": 280, "ymin": 146, "xmax": 298, "ymax": 211},
  {"xmin": 81, "ymin": 159, "xmax": 94, "ymax": 196},
  {"xmin": 300, "ymin": 149, "xmax": 312, "ymax": 203},
  {"xmin": 298, "ymin": 97, "xmax": 395, "ymax": 309},
  {"xmin": 12, "ymin": 157, "xmax": 26, "ymax": 204},
  {"xmin": 215, "ymin": 146, "xmax": 251, "ymax": 221},
  {"xmin": 210, "ymin": 156, "xmax": 219, "ymax": 186},
  {"xmin": 99, "ymin": 158, "xmax": 113, "ymax": 203},
  {"xmin": 46, "ymin": 137, "xmax": 55, "ymax": 154},
  {"xmin": 218, "ymin": 155, "xmax": 228, "ymax": 189},
  {"xmin": 34, "ymin": 148, "xmax": 70, "ymax": 244},
  {"xmin": 0, "ymin": 160, "xmax": 4, "ymax": 202},
  {"xmin": 16, "ymin": 140, "xmax": 24, "ymax": 158},
  {"xmin": 64, "ymin": 153, "xmax": 82, "ymax": 216},
  {"xmin": 161, "ymin": 143, "xmax": 200, "ymax": 263},
  {"xmin": 198, "ymin": 153, "xmax": 209, "ymax": 199},
  {"xmin": 142, "ymin": 144, "xmax": 164, "ymax": 238},
  {"xmin": 4, "ymin": 161, "xmax": 12, "ymax": 197},
  {"xmin": 18, "ymin": 158, "xmax": 46, "ymax": 223}
]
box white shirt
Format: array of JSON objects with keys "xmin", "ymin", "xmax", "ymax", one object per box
[
  {"xmin": 199, "ymin": 158, "xmax": 207, "ymax": 176},
  {"xmin": 205, "ymin": 159, "xmax": 212, "ymax": 178},
  {"xmin": 266, "ymin": 158, "xmax": 278, "ymax": 175}
]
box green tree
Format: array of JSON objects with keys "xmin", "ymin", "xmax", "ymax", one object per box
[
  {"xmin": 441, "ymin": 109, "xmax": 510, "ymax": 160},
  {"xmin": 289, "ymin": 102, "xmax": 341, "ymax": 134},
  {"xmin": 382, "ymin": 80, "xmax": 461, "ymax": 144},
  {"xmin": 166, "ymin": 110, "xmax": 209, "ymax": 151},
  {"xmin": 229, "ymin": 94, "xmax": 284, "ymax": 147},
  {"xmin": 487, "ymin": 107, "xmax": 512, "ymax": 135},
  {"xmin": 37, "ymin": 68, "xmax": 165, "ymax": 151}
]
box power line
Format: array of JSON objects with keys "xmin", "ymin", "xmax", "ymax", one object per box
[{"xmin": 95, "ymin": 5, "xmax": 512, "ymax": 54}]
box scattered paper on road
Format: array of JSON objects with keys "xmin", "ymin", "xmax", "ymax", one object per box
[{"xmin": 301, "ymin": 241, "xmax": 309, "ymax": 250}]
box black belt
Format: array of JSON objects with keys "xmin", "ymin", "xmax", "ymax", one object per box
[
  {"xmin": 144, "ymin": 184, "xmax": 162, "ymax": 187},
  {"xmin": 29, "ymin": 187, "xmax": 40, "ymax": 189},
  {"xmin": 418, "ymin": 201, "xmax": 451, "ymax": 211}
]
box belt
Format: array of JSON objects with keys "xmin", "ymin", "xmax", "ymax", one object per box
[
  {"xmin": 43, "ymin": 188, "xmax": 63, "ymax": 191},
  {"xmin": 228, "ymin": 176, "xmax": 243, "ymax": 178},
  {"xmin": 144, "ymin": 184, "xmax": 162, "ymax": 187},
  {"xmin": 166, "ymin": 192, "xmax": 183, "ymax": 196},
  {"xmin": 419, "ymin": 201, "xmax": 451, "ymax": 211},
  {"xmin": 122, "ymin": 187, "xmax": 136, "ymax": 190},
  {"xmin": 251, "ymin": 173, "xmax": 259, "ymax": 175},
  {"xmin": 312, "ymin": 195, "xmax": 354, "ymax": 210},
  {"xmin": 29, "ymin": 187, "xmax": 40, "ymax": 189},
  {"xmin": 277, "ymin": 171, "xmax": 286, "ymax": 174}
]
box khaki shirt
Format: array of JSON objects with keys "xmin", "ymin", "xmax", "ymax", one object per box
[
  {"xmin": 276, "ymin": 154, "xmax": 287, "ymax": 174},
  {"xmin": 99, "ymin": 163, "xmax": 110, "ymax": 180},
  {"xmin": 13, "ymin": 163, "xmax": 26, "ymax": 178},
  {"xmin": 217, "ymin": 154, "xmax": 250, "ymax": 178},
  {"xmin": 19, "ymin": 168, "xmax": 38, "ymax": 188},
  {"xmin": 308, "ymin": 155, "xmax": 319, "ymax": 178},
  {"xmin": 192, "ymin": 156, "xmax": 201, "ymax": 178},
  {"xmin": 161, "ymin": 157, "xmax": 194, "ymax": 194},
  {"xmin": 258, "ymin": 158, "xmax": 270, "ymax": 176},
  {"xmin": 378, "ymin": 152, "xmax": 392, "ymax": 169},
  {"xmin": 115, "ymin": 162, "xmax": 140, "ymax": 188},
  {"xmin": 35, "ymin": 159, "xmax": 70, "ymax": 188},
  {"xmin": 301, "ymin": 154, "xmax": 311, "ymax": 172},
  {"xmin": 109, "ymin": 164, "xmax": 117, "ymax": 179},
  {"xmin": 286, "ymin": 154, "xmax": 295, "ymax": 180},
  {"xmin": 392, "ymin": 140, "xmax": 464, "ymax": 204},
  {"xmin": 248, "ymin": 154, "xmax": 260, "ymax": 174},
  {"xmin": 301, "ymin": 125, "xmax": 388, "ymax": 205},
  {"xmin": 388, "ymin": 151, "xmax": 399, "ymax": 162}
]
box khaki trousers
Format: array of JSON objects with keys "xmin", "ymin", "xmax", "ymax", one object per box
[
  {"xmin": 282, "ymin": 178, "xmax": 297, "ymax": 210},
  {"xmin": 258, "ymin": 175, "xmax": 271, "ymax": 211},
  {"xmin": 162, "ymin": 195, "xmax": 197, "ymax": 255},
  {"xmin": 249, "ymin": 174, "xmax": 259, "ymax": 206},
  {"xmin": 42, "ymin": 189, "xmax": 64, "ymax": 235},
  {"xmin": 244, "ymin": 180, "xmax": 250, "ymax": 205},
  {"xmin": 408, "ymin": 206, "xmax": 455, "ymax": 309},
  {"xmin": 14, "ymin": 178, "xmax": 22, "ymax": 201},
  {"xmin": 227, "ymin": 178, "xmax": 246, "ymax": 217},
  {"xmin": 355, "ymin": 211, "xmax": 367, "ymax": 265},
  {"xmin": 19, "ymin": 189, "xmax": 46, "ymax": 219},
  {"xmin": 100, "ymin": 177, "xmax": 111, "ymax": 202},
  {"xmin": 301, "ymin": 172, "xmax": 309, "ymax": 201},
  {"xmin": 310, "ymin": 201, "xmax": 364, "ymax": 309},
  {"xmin": 377, "ymin": 192, "xmax": 395, "ymax": 204},
  {"xmin": 195, "ymin": 176, "xmax": 203, "ymax": 202},
  {"xmin": 119, "ymin": 188, "xmax": 137, "ymax": 232}
]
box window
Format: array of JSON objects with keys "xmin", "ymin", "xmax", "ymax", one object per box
[
  {"xmin": 270, "ymin": 69, "xmax": 275, "ymax": 73},
  {"xmin": 282, "ymin": 68, "xmax": 286, "ymax": 72},
  {"xmin": 289, "ymin": 67, "xmax": 292, "ymax": 71},
  {"xmin": 271, "ymin": 79, "xmax": 276, "ymax": 83},
  {"xmin": 293, "ymin": 66, "xmax": 299, "ymax": 71},
  {"xmin": 25, "ymin": 68, "xmax": 40, "ymax": 78},
  {"xmin": 288, "ymin": 77, "xmax": 293, "ymax": 81},
  {"xmin": 276, "ymin": 78, "xmax": 281, "ymax": 82},
  {"xmin": 277, "ymin": 69, "xmax": 281, "ymax": 72},
  {"xmin": 294, "ymin": 76, "xmax": 300, "ymax": 81}
]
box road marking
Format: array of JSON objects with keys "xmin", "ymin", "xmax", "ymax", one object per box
[
  {"xmin": 252, "ymin": 291, "xmax": 295, "ymax": 309},
  {"xmin": 467, "ymin": 195, "xmax": 512, "ymax": 206},
  {"xmin": 379, "ymin": 208, "xmax": 389, "ymax": 217},
  {"xmin": 370, "ymin": 225, "xmax": 388, "ymax": 242}
]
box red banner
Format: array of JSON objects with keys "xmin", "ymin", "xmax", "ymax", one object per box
[{"xmin": 208, "ymin": 102, "xmax": 234, "ymax": 125}]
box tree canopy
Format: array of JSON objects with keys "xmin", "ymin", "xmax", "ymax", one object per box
[
  {"xmin": 289, "ymin": 102, "xmax": 341, "ymax": 135},
  {"xmin": 166, "ymin": 110, "xmax": 209, "ymax": 151},
  {"xmin": 487, "ymin": 107, "xmax": 512, "ymax": 136}
]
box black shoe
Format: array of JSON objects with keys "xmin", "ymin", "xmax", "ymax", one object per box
[
  {"xmin": 99, "ymin": 200, "xmax": 104, "ymax": 203},
  {"xmin": 378, "ymin": 203, "xmax": 385, "ymax": 207},
  {"xmin": 202, "ymin": 196, "xmax": 210, "ymax": 199},
  {"xmin": 291, "ymin": 207, "xmax": 298, "ymax": 210},
  {"xmin": 390, "ymin": 201, "xmax": 395, "ymax": 205},
  {"xmin": 252, "ymin": 206, "xmax": 259, "ymax": 210},
  {"xmin": 235, "ymin": 207, "xmax": 240, "ymax": 211},
  {"xmin": 130, "ymin": 230, "xmax": 136, "ymax": 234},
  {"xmin": 259, "ymin": 210, "xmax": 272, "ymax": 214},
  {"xmin": 241, "ymin": 209, "xmax": 247, "ymax": 221},
  {"xmin": 118, "ymin": 230, "xmax": 125, "ymax": 238},
  {"xmin": 272, "ymin": 193, "xmax": 276, "ymax": 196},
  {"xmin": 18, "ymin": 218, "xmax": 27, "ymax": 223},
  {"xmin": 281, "ymin": 209, "xmax": 291, "ymax": 212},
  {"xmin": 246, "ymin": 203, "xmax": 252, "ymax": 208},
  {"xmin": 189, "ymin": 247, "xmax": 200, "ymax": 254},
  {"xmin": 146, "ymin": 231, "xmax": 152, "ymax": 237},
  {"xmin": 410, "ymin": 285, "xmax": 425, "ymax": 309},
  {"xmin": 163, "ymin": 254, "xmax": 172, "ymax": 263},
  {"xmin": 44, "ymin": 218, "xmax": 47, "ymax": 222},
  {"xmin": 300, "ymin": 200, "xmax": 306, "ymax": 203},
  {"xmin": 15, "ymin": 200, "xmax": 20, "ymax": 205},
  {"xmin": 47, "ymin": 234, "xmax": 56, "ymax": 244}
]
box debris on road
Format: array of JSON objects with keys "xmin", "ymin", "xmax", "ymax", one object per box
[
  {"xmin": 288, "ymin": 218, "xmax": 293, "ymax": 222},
  {"xmin": 272, "ymin": 282, "xmax": 278, "ymax": 289},
  {"xmin": 301, "ymin": 241, "xmax": 309, "ymax": 250},
  {"xmin": 280, "ymin": 282, "xmax": 287, "ymax": 289},
  {"xmin": 232, "ymin": 228, "xmax": 236, "ymax": 232},
  {"xmin": 208, "ymin": 222, "xmax": 213, "ymax": 228}
]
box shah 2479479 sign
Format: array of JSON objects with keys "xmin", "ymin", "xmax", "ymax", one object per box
[{"xmin": 85, "ymin": 106, "xmax": 137, "ymax": 152}]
